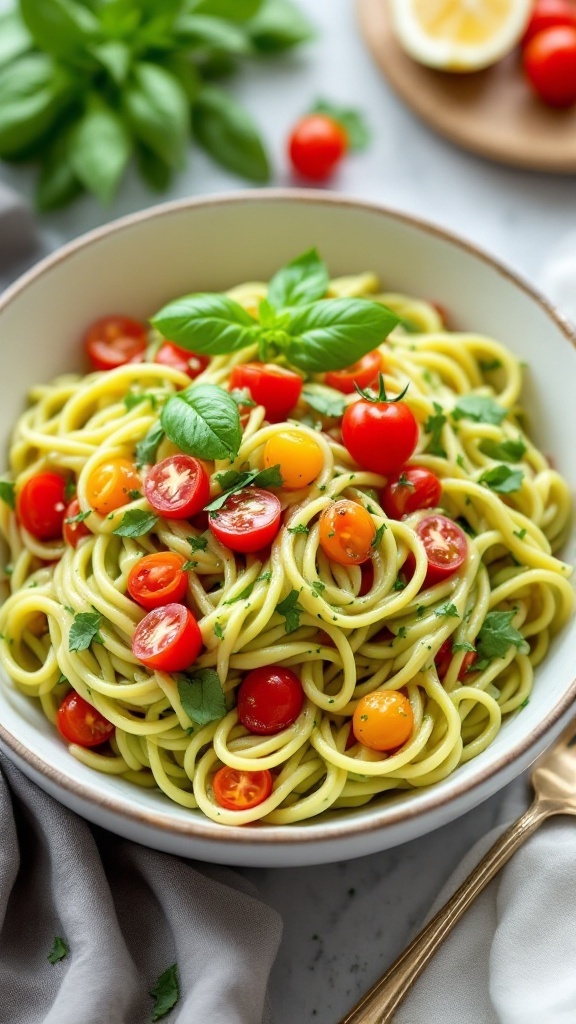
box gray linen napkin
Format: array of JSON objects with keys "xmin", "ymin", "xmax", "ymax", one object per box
[{"xmin": 0, "ymin": 184, "xmax": 283, "ymax": 1024}]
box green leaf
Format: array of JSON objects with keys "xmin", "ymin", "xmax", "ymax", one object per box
[
  {"xmin": 136, "ymin": 145, "xmax": 173, "ymax": 193},
  {"xmin": 70, "ymin": 96, "xmax": 132, "ymax": 204},
  {"xmin": 371, "ymin": 522, "xmax": 386, "ymax": 548},
  {"xmin": 65, "ymin": 508, "xmax": 91, "ymax": 524},
  {"xmin": 247, "ymin": 0, "xmax": 314, "ymax": 52},
  {"xmin": 452, "ymin": 640, "xmax": 476, "ymax": 653},
  {"xmin": 479, "ymin": 358, "xmax": 502, "ymax": 372},
  {"xmin": 124, "ymin": 391, "xmax": 158, "ymax": 411},
  {"xmin": 452, "ymin": 395, "xmax": 507, "ymax": 426},
  {"xmin": 113, "ymin": 510, "xmax": 158, "ymax": 537},
  {"xmin": 288, "ymin": 523, "xmax": 309, "ymax": 535},
  {"xmin": 0, "ymin": 10, "xmax": 33, "ymax": 70},
  {"xmin": 161, "ymin": 383, "xmax": 242, "ymax": 460},
  {"xmin": 149, "ymin": 963, "xmax": 180, "ymax": 1022},
  {"xmin": 285, "ymin": 299, "xmax": 399, "ymax": 373},
  {"xmin": 151, "ymin": 293, "xmax": 258, "ymax": 354},
  {"xmin": 48, "ymin": 936, "xmax": 69, "ymax": 964},
  {"xmin": 135, "ymin": 422, "xmax": 164, "ymax": 468},
  {"xmin": 175, "ymin": 13, "xmax": 252, "ymax": 53},
  {"xmin": 224, "ymin": 574, "xmax": 269, "ymax": 603},
  {"xmin": 177, "ymin": 669, "xmax": 226, "ymax": 726},
  {"xmin": 479, "ymin": 465, "xmax": 524, "ymax": 494},
  {"xmin": 36, "ymin": 127, "xmax": 83, "ymax": 212},
  {"xmin": 123, "ymin": 62, "xmax": 189, "ymax": 170},
  {"xmin": 302, "ymin": 386, "xmax": 346, "ymax": 418},
  {"xmin": 0, "ymin": 481, "xmax": 16, "ymax": 510},
  {"xmin": 0, "ymin": 54, "xmax": 69, "ymax": 158},
  {"xmin": 230, "ymin": 388, "xmax": 257, "ymax": 408},
  {"xmin": 69, "ymin": 611, "xmax": 103, "ymax": 652},
  {"xmin": 479, "ymin": 437, "xmax": 527, "ymax": 462},
  {"xmin": 424, "ymin": 402, "xmax": 447, "ymax": 458},
  {"xmin": 310, "ymin": 99, "xmax": 370, "ymax": 151},
  {"xmin": 20, "ymin": 0, "xmax": 99, "ymax": 59},
  {"xmin": 187, "ymin": 533, "xmax": 208, "ymax": 552},
  {"xmin": 206, "ymin": 463, "xmax": 283, "ymax": 511},
  {"xmin": 192, "ymin": 85, "xmax": 270, "ymax": 183},
  {"xmin": 190, "ymin": 0, "xmax": 264, "ymax": 20},
  {"xmin": 90, "ymin": 41, "xmax": 132, "ymax": 85},
  {"xmin": 276, "ymin": 589, "xmax": 304, "ymax": 633},
  {"xmin": 476, "ymin": 610, "xmax": 529, "ymax": 664},
  {"xmin": 267, "ymin": 248, "xmax": 329, "ymax": 310},
  {"xmin": 434, "ymin": 602, "xmax": 459, "ymax": 618}
]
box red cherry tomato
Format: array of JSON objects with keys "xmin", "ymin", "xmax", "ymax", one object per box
[
  {"xmin": 358, "ymin": 560, "xmax": 374, "ymax": 596},
  {"xmin": 229, "ymin": 363, "xmax": 303, "ymax": 422},
  {"xmin": 57, "ymin": 691, "xmax": 114, "ymax": 748},
  {"xmin": 84, "ymin": 316, "xmax": 148, "ymax": 371},
  {"xmin": 288, "ymin": 113, "xmax": 348, "ymax": 181},
  {"xmin": 17, "ymin": 472, "xmax": 67, "ymax": 541},
  {"xmin": 127, "ymin": 552, "xmax": 188, "ymax": 610},
  {"xmin": 63, "ymin": 497, "xmax": 91, "ymax": 547},
  {"xmin": 522, "ymin": 0, "xmax": 576, "ymax": 46},
  {"xmin": 209, "ymin": 488, "xmax": 281, "ymax": 553},
  {"xmin": 213, "ymin": 766, "xmax": 273, "ymax": 810},
  {"xmin": 144, "ymin": 455, "xmax": 210, "ymax": 520},
  {"xmin": 523, "ymin": 25, "xmax": 576, "ymax": 106},
  {"xmin": 154, "ymin": 341, "xmax": 210, "ymax": 379},
  {"xmin": 382, "ymin": 466, "xmax": 442, "ymax": 520},
  {"xmin": 132, "ymin": 602, "xmax": 203, "ymax": 672},
  {"xmin": 342, "ymin": 382, "xmax": 419, "ymax": 476},
  {"xmin": 416, "ymin": 514, "xmax": 468, "ymax": 587},
  {"xmin": 237, "ymin": 666, "xmax": 304, "ymax": 735},
  {"xmin": 325, "ymin": 350, "xmax": 383, "ymax": 394},
  {"xmin": 435, "ymin": 638, "xmax": 478, "ymax": 682}
]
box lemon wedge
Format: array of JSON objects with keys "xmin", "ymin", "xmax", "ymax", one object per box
[{"xmin": 388, "ymin": 0, "xmax": 533, "ymax": 72}]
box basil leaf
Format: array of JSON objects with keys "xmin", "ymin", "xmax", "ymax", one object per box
[
  {"xmin": 0, "ymin": 55, "xmax": 69, "ymax": 159},
  {"xmin": 476, "ymin": 610, "xmax": 529, "ymax": 662},
  {"xmin": 113, "ymin": 510, "xmax": 158, "ymax": 537},
  {"xmin": 452, "ymin": 395, "xmax": 507, "ymax": 426},
  {"xmin": 206, "ymin": 463, "xmax": 283, "ymax": 510},
  {"xmin": 136, "ymin": 144, "xmax": 173, "ymax": 193},
  {"xmin": 285, "ymin": 298, "xmax": 400, "ymax": 373},
  {"xmin": 276, "ymin": 589, "xmax": 304, "ymax": 633},
  {"xmin": 192, "ymin": 85, "xmax": 270, "ymax": 182},
  {"xmin": 479, "ymin": 437, "xmax": 527, "ymax": 462},
  {"xmin": 310, "ymin": 99, "xmax": 370, "ymax": 151},
  {"xmin": 71, "ymin": 96, "xmax": 132, "ymax": 204},
  {"xmin": 302, "ymin": 386, "xmax": 346, "ymax": 418},
  {"xmin": 175, "ymin": 14, "xmax": 252, "ymax": 54},
  {"xmin": 36, "ymin": 126, "xmax": 83, "ymax": 212},
  {"xmin": 0, "ymin": 11, "xmax": 33, "ymax": 70},
  {"xmin": 123, "ymin": 62, "xmax": 189, "ymax": 170},
  {"xmin": 177, "ymin": 669, "xmax": 226, "ymax": 726},
  {"xmin": 247, "ymin": 0, "xmax": 314, "ymax": 52},
  {"xmin": 190, "ymin": 0, "xmax": 264, "ymax": 20},
  {"xmin": 151, "ymin": 293, "xmax": 258, "ymax": 354},
  {"xmin": 230, "ymin": 388, "xmax": 257, "ymax": 408},
  {"xmin": 48, "ymin": 936, "xmax": 69, "ymax": 964},
  {"xmin": 90, "ymin": 41, "xmax": 131, "ymax": 86},
  {"xmin": 267, "ymin": 248, "xmax": 329, "ymax": 310},
  {"xmin": 65, "ymin": 509, "xmax": 91, "ymax": 524},
  {"xmin": 161, "ymin": 383, "xmax": 242, "ymax": 460},
  {"xmin": 0, "ymin": 481, "xmax": 16, "ymax": 510},
  {"xmin": 135, "ymin": 422, "xmax": 164, "ymax": 468},
  {"xmin": 149, "ymin": 963, "xmax": 180, "ymax": 1022},
  {"xmin": 20, "ymin": 0, "xmax": 99, "ymax": 60},
  {"xmin": 479, "ymin": 465, "xmax": 524, "ymax": 494},
  {"xmin": 69, "ymin": 611, "xmax": 103, "ymax": 652},
  {"xmin": 424, "ymin": 402, "xmax": 447, "ymax": 458}
]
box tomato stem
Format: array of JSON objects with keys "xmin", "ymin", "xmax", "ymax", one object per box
[{"xmin": 354, "ymin": 373, "xmax": 410, "ymax": 405}]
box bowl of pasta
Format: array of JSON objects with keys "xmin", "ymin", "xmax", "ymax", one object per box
[{"xmin": 0, "ymin": 190, "xmax": 574, "ymax": 867}]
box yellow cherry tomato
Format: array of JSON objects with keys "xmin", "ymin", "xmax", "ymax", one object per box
[
  {"xmin": 319, "ymin": 499, "xmax": 376, "ymax": 566},
  {"xmin": 263, "ymin": 430, "xmax": 323, "ymax": 490},
  {"xmin": 85, "ymin": 458, "xmax": 141, "ymax": 514},
  {"xmin": 352, "ymin": 690, "xmax": 414, "ymax": 751}
]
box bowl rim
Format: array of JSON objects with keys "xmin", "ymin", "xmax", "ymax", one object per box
[{"xmin": 0, "ymin": 187, "xmax": 575, "ymax": 849}]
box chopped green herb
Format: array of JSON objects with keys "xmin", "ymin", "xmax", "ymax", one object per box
[
  {"xmin": 456, "ymin": 454, "xmax": 465, "ymax": 469},
  {"xmin": 135, "ymin": 421, "xmax": 164, "ymax": 468},
  {"xmin": 113, "ymin": 510, "xmax": 158, "ymax": 537},
  {"xmin": 206, "ymin": 464, "xmax": 283, "ymax": 512},
  {"xmin": 64, "ymin": 508, "xmax": 91, "ymax": 524},
  {"xmin": 452, "ymin": 640, "xmax": 476, "ymax": 653},
  {"xmin": 513, "ymin": 528, "xmax": 527, "ymax": 540},
  {"xmin": 150, "ymin": 963, "xmax": 179, "ymax": 1022},
  {"xmin": 4, "ymin": 564, "xmax": 13, "ymax": 576},
  {"xmin": 310, "ymin": 580, "xmax": 326, "ymax": 597},
  {"xmin": 479, "ymin": 358, "xmax": 502, "ymax": 372},
  {"xmin": 435, "ymin": 602, "xmax": 459, "ymax": 619},
  {"xmin": 48, "ymin": 937, "xmax": 69, "ymax": 965},
  {"xmin": 0, "ymin": 481, "xmax": 15, "ymax": 510},
  {"xmin": 479, "ymin": 437, "xmax": 527, "ymax": 462},
  {"xmin": 64, "ymin": 479, "xmax": 76, "ymax": 502},
  {"xmin": 520, "ymin": 697, "xmax": 530, "ymax": 709},
  {"xmin": 479, "ymin": 465, "xmax": 524, "ymax": 494},
  {"xmin": 276, "ymin": 589, "xmax": 304, "ymax": 633},
  {"xmin": 124, "ymin": 391, "xmax": 157, "ymax": 411},
  {"xmin": 397, "ymin": 625, "xmax": 407, "ymax": 639},
  {"xmin": 475, "ymin": 610, "xmax": 529, "ymax": 670},
  {"xmin": 452, "ymin": 395, "xmax": 507, "ymax": 426},
  {"xmin": 393, "ymin": 577, "xmax": 406, "ymax": 591},
  {"xmin": 302, "ymin": 386, "xmax": 346, "ymax": 418},
  {"xmin": 371, "ymin": 522, "xmax": 386, "ymax": 547},
  {"xmin": 213, "ymin": 622, "xmax": 224, "ymax": 640},
  {"xmin": 127, "ymin": 489, "xmax": 142, "ymax": 500},
  {"xmin": 177, "ymin": 669, "xmax": 226, "ymax": 726},
  {"xmin": 69, "ymin": 612, "xmax": 103, "ymax": 652},
  {"xmin": 424, "ymin": 402, "xmax": 447, "ymax": 458},
  {"xmin": 288, "ymin": 523, "xmax": 310, "ymax": 535},
  {"xmin": 187, "ymin": 534, "xmax": 208, "ymax": 553},
  {"xmin": 182, "ymin": 560, "xmax": 197, "ymax": 571},
  {"xmin": 416, "ymin": 605, "xmax": 426, "ymax": 617}
]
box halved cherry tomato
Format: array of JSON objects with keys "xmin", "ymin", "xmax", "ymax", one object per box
[
  {"xmin": 213, "ymin": 766, "xmax": 273, "ymax": 810},
  {"xmin": 57, "ymin": 691, "xmax": 114, "ymax": 748},
  {"xmin": 63, "ymin": 497, "xmax": 91, "ymax": 547},
  {"xmin": 325, "ymin": 350, "xmax": 383, "ymax": 394},
  {"xmin": 382, "ymin": 466, "xmax": 442, "ymax": 520},
  {"xmin": 237, "ymin": 666, "xmax": 304, "ymax": 735},
  {"xmin": 85, "ymin": 458, "xmax": 140, "ymax": 514},
  {"xmin": 342, "ymin": 379, "xmax": 419, "ymax": 476},
  {"xmin": 209, "ymin": 488, "xmax": 281, "ymax": 553},
  {"xmin": 288, "ymin": 113, "xmax": 348, "ymax": 181},
  {"xmin": 132, "ymin": 602, "xmax": 203, "ymax": 672},
  {"xmin": 319, "ymin": 499, "xmax": 376, "ymax": 566},
  {"xmin": 127, "ymin": 552, "xmax": 188, "ymax": 610},
  {"xmin": 523, "ymin": 25, "xmax": 576, "ymax": 106},
  {"xmin": 17, "ymin": 472, "xmax": 67, "ymax": 541},
  {"xmin": 416, "ymin": 514, "xmax": 468, "ymax": 588},
  {"xmin": 144, "ymin": 455, "xmax": 210, "ymax": 520},
  {"xmin": 84, "ymin": 316, "xmax": 147, "ymax": 371},
  {"xmin": 521, "ymin": 0, "xmax": 576, "ymax": 47},
  {"xmin": 263, "ymin": 429, "xmax": 323, "ymax": 490},
  {"xmin": 352, "ymin": 690, "xmax": 413, "ymax": 751},
  {"xmin": 229, "ymin": 363, "xmax": 303, "ymax": 422},
  {"xmin": 154, "ymin": 341, "xmax": 210, "ymax": 379},
  {"xmin": 435, "ymin": 638, "xmax": 478, "ymax": 682}
]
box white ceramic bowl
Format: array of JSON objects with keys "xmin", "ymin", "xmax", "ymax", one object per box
[{"xmin": 0, "ymin": 191, "xmax": 574, "ymax": 867}]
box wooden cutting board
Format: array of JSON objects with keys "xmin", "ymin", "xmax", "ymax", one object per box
[{"xmin": 356, "ymin": 0, "xmax": 576, "ymax": 174}]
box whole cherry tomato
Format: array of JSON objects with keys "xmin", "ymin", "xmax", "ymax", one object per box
[
  {"xmin": 263, "ymin": 430, "xmax": 323, "ymax": 490},
  {"xmin": 84, "ymin": 315, "xmax": 148, "ymax": 371},
  {"xmin": 288, "ymin": 113, "xmax": 348, "ymax": 181},
  {"xmin": 521, "ymin": 0, "xmax": 576, "ymax": 46},
  {"xmin": 85, "ymin": 458, "xmax": 140, "ymax": 514},
  {"xmin": 415, "ymin": 514, "xmax": 468, "ymax": 588},
  {"xmin": 237, "ymin": 666, "xmax": 304, "ymax": 734},
  {"xmin": 127, "ymin": 552, "xmax": 188, "ymax": 610},
  {"xmin": 154, "ymin": 341, "xmax": 210, "ymax": 379},
  {"xmin": 63, "ymin": 497, "xmax": 91, "ymax": 547},
  {"xmin": 212, "ymin": 766, "xmax": 273, "ymax": 811},
  {"xmin": 209, "ymin": 488, "xmax": 282, "ymax": 553},
  {"xmin": 523, "ymin": 25, "xmax": 576, "ymax": 106},
  {"xmin": 382, "ymin": 466, "xmax": 442, "ymax": 520},
  {"xmin": 229, "ymin": 363, "xmax": 303, "ymax": 421},
  {"xmin": 144, "ymin": 454, "xmax": 210, "ymax": 520},
  {"xmin": 341, "ymin": 376, "xmax": 419, "ymax": 476},
  {"xmin": 132, "ymin": 602, "xmax": 203, "ymax": 672},
  {"xmin": 319, "ymin": 499, "xmax": 376, "ymax": 566},
  {"xmin": 352, "ymin": 690, "xmax": 414, "ymax": 751},
  {"xmin": 325, "ymin": 350, "xmax": 383, "ymax": 394},
  {"xmin": 57, "ymin": 691, "xmax": 114, "ymax": 747},
  {"xmin": 17, "ymin": 472, "xmax": 67, "ymax": 541}
]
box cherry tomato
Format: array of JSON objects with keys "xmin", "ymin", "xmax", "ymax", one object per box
[
  {"xmin": 263, "ymin": 429, "xmax": 323, "ymax": 490},
  {"xmin": 288, "ymin": 113, "xmax": 348, "ymax": 181},
  {"xmin": 237, "ymin": 666, "xmax": 304, "ymax": 735},
  {"xmin": 352, "ymin": 690, "xmax": 414, "ymax": 751},
  {"xmin": 416, "ymin": 514, "xmax": 468, "ymax": 588},
  {"xmin": 127, "ymin": 552, "xmax": 188, "ymax": 610},
  {"xmin": 154, "ymin": 341, "xmax": 210, "ymax": 379},
  {"xmin": 319, "ymin": 499, "xmax": 376, "ymax": 566},
  {"xmin": 132, "ymin": 602, "xmax": 203, "ymax": 672},
  {"xmin": 84, "ymin": 315, "xmax": 147, "ymax": 371},
  {"xmin": 325, "ymin": 350, "xmax": 383, "ymax": 394},
  {"xmin": 382, "ymin": 466, "xmax": 442, "ymax": 520},
  {"xmin": 213, "ymin": 766, "xmax": 273, "ymax": 810},
  {"xmin": 359, "ymin": 560, "xmax": 374, "ymax": 596},
  {"xmin": 63, "ymin": 497, "xmax": 91, "ymax": 547},
  {"xmin": 435, "ymin": 638, "xmax": 478, "ymax": 682},
  {"xmin": 85, "ymin": 458, "xmax": 140, "ymax": 514},
  {"xmin": 229, "ymin": 363, "xmax": 303, "ymax": 422},
  {"xmin": 523, "ymin": 25, "xmax": 576, "ymax": 106},
  {"xmin": 522, "ymin": 0, "xmax": 576, "ymax": 46},
  {"xmin": 342, "ymin": 381, "xmax": 419, "ymax": 476},
  {"xmin": 209, "ymin": 488, "xmax": 281, "ymax": 553},
  {"xmin": 17, "ymin": 472, "xmax": 67, "ymax": 541},
  {"xmin": 57, "ymin": 691, "xmax": 114, "ymax": 748},
  {"xmin": 144, "ymin": 454, "xmax": 210, "ymax": 520}
]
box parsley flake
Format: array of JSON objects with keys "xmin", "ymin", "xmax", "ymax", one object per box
[
  {"xmin": 434, "ymin": 602, "xmax": 459, "ymax": 619},
  {"xmin": 372, "ymin": 522, "xmax": 386, "ymax": 547},
  {"xmin": 150, "ymin": 964, "xmax": 179, "ymax": 1022},
  {"xmin": 187, "ymin": 534, "xmax": 208, "ymax": 553},
  {"xmin": 479, "ymin": 465, "xmax": 524, "ymax": 494},
  {"xmin": 48, "ymin": 937, "xmax": 69, "ymax": 964},
  {"xmin": 213, "ymin": 622, "xmax": 224, "ymax": 640},
  {"xmin": 0, "ymin": 481, "xmax": 15, "ymax": 510},
  {"xmin": 476, "ymin": 610, "xmax": 529, "ymax": 669},
  {"xmin": 64, "ymin": 508, "xmax": 91, "ymax": 524},
  {"xmin": 452, "ymin": 395, "xmax": 507, "ymax": 426},
  {"xmin": 424, "ymin": 402, "xmax": 447, "ymax": 458},
  {"xmin": 513, "ymin": 528, "xmax": 527, "ymax": 540},
  {"xmin": 113, "ymin": 510, "xmax": 158, "ymax": 537},
  {"xmin": 276, "ymin": 590, "xmax": 304, "ymax": 633},
  {"xmin": 288, "ymin": 523, "xmax": 310, "ymax": 535},
  {"xmin": 177, "ymin": 669, "xmax": 226, "ymax": 726},
  {"xmin": 68, "ymin": 612, "xmax": 103, "ymax": 652}
]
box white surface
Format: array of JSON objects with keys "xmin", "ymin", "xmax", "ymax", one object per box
[{"xmin": 1, "ymin": 0, "xmax": 576, "ymax": 1020}]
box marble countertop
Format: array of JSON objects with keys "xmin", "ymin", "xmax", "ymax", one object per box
[{"xmin": 2, "ymin": 1, "xmax": 576, "ymax": 1021}]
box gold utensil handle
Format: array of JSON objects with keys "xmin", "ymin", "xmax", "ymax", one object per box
[{"xmin": 340, "ymin": 798, "xmax": 550, "ymax": 1024}]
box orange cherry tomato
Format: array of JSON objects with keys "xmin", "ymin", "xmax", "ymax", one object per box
[
  {"xmin": 85, "ymin": 458, "xmax": 140, "ymax": 514},
  {"xmin": 57, "ymin": 692, "xmax": 114, "ymax": 748},
  {"xmin": 263, "ymin": 430, "xmax": 323, "ymax": 490},
  {"xmin": 63, "ymin": 497, "xmax": 91, "ymax": 547},
  {"xmin": 352, "ymin": 690, "xmax": 414, "ymax": 751},
  {"xmin": 127, "ymin": 552, "xmax": 188, "ymax": 610},
  {"xmin": 319, "ymin": 499, "xmax": 376, "ymax": 566},
  {"xmin": 212, "ymin": 766, "xmax": 273, "ymax": 810},
  {"xmin": 84, "ymin": 315, "xmax": 147, "ymax": 371},
  {"xmin": 325, "ymin": 350, "xmax": 383, "ymax": 394}
]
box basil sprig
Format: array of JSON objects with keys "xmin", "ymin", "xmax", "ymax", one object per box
[{"xmin": 152, "ymin": 248, "xmax": 400, "ymax": 375}]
